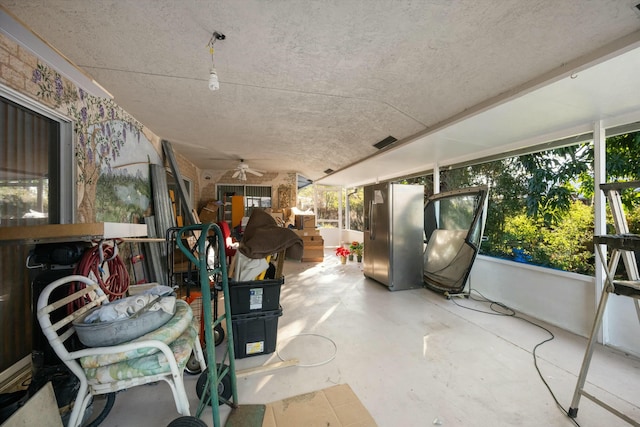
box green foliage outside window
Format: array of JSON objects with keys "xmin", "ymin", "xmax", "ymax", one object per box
[
  {"xmin": 442, "ymin": 132, "xmax": 640, "ymax": 275},
  {"xmin": 495, "ymin": 202, "xmax": 595, "ymax": 275}
]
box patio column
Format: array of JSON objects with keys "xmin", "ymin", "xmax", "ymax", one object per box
[{"xmin": 593, "ymin": 119, "xmax": 607, "ymax": 343}]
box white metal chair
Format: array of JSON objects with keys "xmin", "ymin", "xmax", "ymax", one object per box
[{"xmin": 36, "ymin": 275, "xmax": 206, "ymax": 427}]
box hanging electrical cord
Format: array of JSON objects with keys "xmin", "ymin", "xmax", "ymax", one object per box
[
  {"xmin": 68, "ymin": 240, "xmax": 130, "ymax": 313},
  {"xmin": 449, "ymin": 288, "xmax": 582, "ymax": 427},
  {"xmin": 206, "ymin": 31, "xmax": 225, "ymax": 91}
]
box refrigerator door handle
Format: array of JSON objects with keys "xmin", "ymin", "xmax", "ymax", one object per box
[{"xmin": 369, "ymin": 200, "xmax": 375, "ymax": 240}]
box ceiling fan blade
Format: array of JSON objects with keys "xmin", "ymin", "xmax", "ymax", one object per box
[
  {"xmin": 232, "ymin": 170, "xmax": 240, "ymax": 178},
  {"xmin": 246, "ymin": 169, "xmax": 263, "ymax": 176}
]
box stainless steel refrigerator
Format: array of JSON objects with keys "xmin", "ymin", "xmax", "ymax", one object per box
[{"xmin": 363, "ymin": 182, "xmax": 424, "ymax": 291}]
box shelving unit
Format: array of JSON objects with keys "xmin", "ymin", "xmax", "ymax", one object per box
[{"xmin": 0, "ymin": 222, "xmax": 148, "ymax": 244}]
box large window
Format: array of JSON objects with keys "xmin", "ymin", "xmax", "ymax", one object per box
[
  {"xmin": 346, "ymin": 187, "xmax": 364, "ymax": 231},
  {"xmin": 1, "ymin": 97, "xmax": 60, "ymax": 225},
  {"xmin": 309, "ymin": 185, "xmax": 342, "ymax": 228},
  {"xmin": 439, "ymin": 128, "xmax": 640, "ymax": 275},
  {"xmin": 245, "ymin": 186, "xmax": 272, "ymax": 214},
  {"xmin": 0, "ymin": 90, "xmax": 72, "ymax": 378},
  {"xmin": 216, "ymin": 184, "xmax": 272, "ymax": 222}
]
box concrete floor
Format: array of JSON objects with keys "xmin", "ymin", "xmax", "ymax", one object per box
[{"xmin": 97, "ymin": 252, "xmax": 640, "ymax": 427}]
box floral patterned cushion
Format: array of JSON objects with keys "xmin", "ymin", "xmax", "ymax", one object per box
[
  {"xmin": 83, "ymin": 323, "xmax": 197, "ymax": 384},
  {"xmin": 79, "ymin": 299, "xmax": 193, "ymax": 369}
]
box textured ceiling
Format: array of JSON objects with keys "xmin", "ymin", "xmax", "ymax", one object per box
[{"xmin": 2, "ymin": 1, "xmax": 640, "ymax": 185}]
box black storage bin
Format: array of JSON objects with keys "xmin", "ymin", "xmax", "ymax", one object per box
[
  {"xmin": 229, "ymin": 277, "xmax": 284, "ymax": 315},
  {"xmin": 231, "ymin": 306, "xmax": 283, "ymax": 358}
]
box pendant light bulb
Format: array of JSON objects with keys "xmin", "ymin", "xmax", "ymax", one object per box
[{"xmin": 208, "ymin": 68, "xmax": 219, "ymax": 91}]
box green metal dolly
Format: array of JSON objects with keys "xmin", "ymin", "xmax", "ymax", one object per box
[{"xmin": 174, "ymin": 222, "xmax": 238, "ymax": 427}]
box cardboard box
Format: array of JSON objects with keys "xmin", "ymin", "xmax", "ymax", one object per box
[
  {"xmin": 198, "ymin": 200, "xmax": 219, "ymax": 223},
  {"xmin": 301, "ymin": 252, "xmax": 324, "ymax": 262},
  {"xmin": 2, "ymin": 382, "xmax": 64, "ymax": 427},
  {"xmin": 301, "ymin": 235, "xmax": 323, "ymax": 245},
  {"xmin": 293, "ymin": 228, "xmax": 320, "ymax": 237},
  {"xmin": 301, "ymin": 235, "xmax": 324, "ymax": 262},
  {"xmin": 295, "ymin": 214, "xmax": 316, "ymax": 229},
  {"xmin": 261, "ymin": 383, "xmax": 377, "ymax": 427}
]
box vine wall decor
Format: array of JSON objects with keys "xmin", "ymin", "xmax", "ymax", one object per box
[{"xmin": 31, "ymin": 62, "xmax": 160, "ymax": 223}]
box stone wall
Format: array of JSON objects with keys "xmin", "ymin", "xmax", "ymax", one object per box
[{"xmin": 1, "ymin": 34, "xmax": 58, "ymax": 110}]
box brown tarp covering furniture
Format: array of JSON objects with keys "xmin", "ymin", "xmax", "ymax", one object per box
[{"xmin": 238, "ymin": 209, "xmax": 303, "ymax": 260}]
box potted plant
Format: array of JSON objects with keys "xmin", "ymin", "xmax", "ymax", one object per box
[
  {"xmin": 335, "ymin": 246, "xmax": 350, "ymax": 264},
  {"xmin": 350, "ymin": 241, "xmax": 364, "ymax": 262},
  {"xmin": 347, "ymin": 242, "xmax": 355, "ymax": 261}
]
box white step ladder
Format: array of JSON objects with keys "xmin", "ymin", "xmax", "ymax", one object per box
[{"xmin": 568, "ymin": 180, "xmax": 640, "ymax": 426}]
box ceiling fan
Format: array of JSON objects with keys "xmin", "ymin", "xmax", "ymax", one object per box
[{"xmin": 232, "ymin": 159, "xmax": 264, "ymax": 181}]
